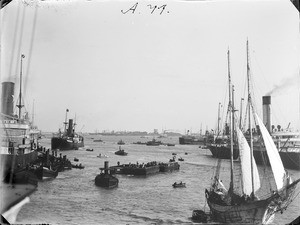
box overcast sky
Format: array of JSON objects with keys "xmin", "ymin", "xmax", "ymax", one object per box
[{"xmin": 1, "ymin": 0, "xmax": 299, "ymax": 133}]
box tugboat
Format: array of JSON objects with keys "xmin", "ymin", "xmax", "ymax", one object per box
[
  {"xmin": 51, "ymin": 109, "xmax": 84, "ymax": 150},
  {"xmin": 146, "ymin": 138, "xmax": 162, "ymax": 146},
  {"xmin": 117, "ymin": 139, "xmax": 125, "ymax": 145},
  {"xmin": 166, "ymin": 143, "xmax": 175, "ymax": 146},
  {"xmin": 114, "ymin": 146, "xmax": 128, "ymax": 156},
  {"xmin": 95, "ymin": 161, "xmax": 118, "ymax": 188}
]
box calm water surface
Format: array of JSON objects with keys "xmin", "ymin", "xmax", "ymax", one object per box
[{"xmin": 17, "ymin": 135, "xmax": 300, "ymax": 224}]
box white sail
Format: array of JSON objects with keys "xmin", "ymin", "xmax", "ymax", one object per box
[
  {"xmin": 236, "ymin": 127, "xmax": 260, "ymax": 195},
  {"xmin": 254, "ymin": 113, "xmax": 286, "ymax": 190}
]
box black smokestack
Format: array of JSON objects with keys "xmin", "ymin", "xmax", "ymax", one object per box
[
  {"xmin": 67, "ymin": 119, "xmax": 73, "ymax": 135},
  {"xmin": 262, "ymin": 96, "xmax": 271, "ymax": 133},
  {"xmin": 1, "ymin": 82, "xmax": 15, "ymax": 118},
  {"xmin": 104, "ymin": 161, "xmax": 109, "ymax": 174}
]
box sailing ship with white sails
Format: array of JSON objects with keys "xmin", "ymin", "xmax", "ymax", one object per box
[{"xmin": 205, "ymin": 41, "xmax": 300, "ymax": 224}]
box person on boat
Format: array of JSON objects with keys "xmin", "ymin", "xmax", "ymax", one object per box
[
  {"xmin": 174, "ymin": 182, "xmax": 177, "ymax": 185},
  {"xmin": 180, "ymin": 181, "xmax": 183, "ymax": 185}
]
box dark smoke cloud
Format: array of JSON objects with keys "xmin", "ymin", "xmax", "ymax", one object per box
[{"xmin": 266, "ymin": 73, "xmax": 300, "ymax": 96}]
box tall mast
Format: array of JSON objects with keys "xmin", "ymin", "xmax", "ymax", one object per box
[
  {"xmin": 217, "ymin": 102, "xmax": 221, "ymax": 136},
  {"xmin": 16, "ymin": 54, "xmax": 25, "ymax": 120},
  {"xmin": 239, "ymin": 98, "xmax": 244, "ymax": 129},
  {"xmin": 247, "ymin": 39, "xmax": 255, "ymax": 197},
  {"xmin": 32, "ymin": 99, "xmax": 35, "ymax": 125},
  {"xmin": 232, "ymin": 85, "xmax": 235, "ymax": 138},
  {"xmin": 228, "ymin": 49, "xmax": 234, "ymax": 193}
]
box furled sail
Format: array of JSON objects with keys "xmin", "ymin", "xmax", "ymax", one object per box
[
  {"xmin": 236, "ymin": 127, "xmax": 260, "ymax": 195},
  {"xmin": 254, "ymin": 113, "xmax": 286, "ymax": 190}
]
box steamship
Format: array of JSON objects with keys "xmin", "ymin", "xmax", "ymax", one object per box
[
  {"xmin": 1, "ymin": 67, "xmax": 38, "ymax": 223},
  {"xmin": 207, "ymin": 95, "xmax": 300, "ymax": 170},
  {"xmin": 1, "ymin": 81, "xmax": 40, "ymax": 175},
  {"xmin": 179, "ymin": 135, "xmax": 206, "ymax": 145},
  {"xmin": 251, "ymin": 96, "xmax": 300, "ymax": 170},
  {"xmin": 51, "ymin": 109, "xmax": 84, "ymax": 150},
  {"xmin": 179, "ymin": 129, "xmax": 214, "ymax": 145}
]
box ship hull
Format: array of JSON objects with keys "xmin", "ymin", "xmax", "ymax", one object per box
[
  {"xmin": 279, "ymin": 150, "xmax": 300, "ymax": 170},
  {"xmin": 1, "ymin": 183, "xmax": 37, "ymax": 224},
  {"xmin": 253, "ymin": 146, "xmax": 300, "ymax": 170},
  {"xmin": 33, "ymin": 166, "xmax": 58, "ymax": 180},
  {"xmin": 179, "ymin": 136, "xmax": 205, "ymax": 145},
  {"xmin": 51, "ymin": 137, "xmax": 84, "ymax": 150},
  {"xmin": 95, "ymin": 174, "xmax": 118, "ymax": 189},
  {"xmin": 122, "ymin": 165, "xmax": 160, "ymax": 175},
  {"xmin": 207, "ymin": 179, "xmax": 300, "ymax": 224},
  {"xmin": 207, "ymin": 198, "xmax": 274, "ymax": 224},
  {"xmin": 159, "ymin": 162, "xmax": 180, "ymax": 172},
  {"xmin": 208, "ymin": 144, "xmax": 239, "ymax": 160},
  {"xmin": 0, "ymin": 151, "xmax": 38, "ymax": 175}
]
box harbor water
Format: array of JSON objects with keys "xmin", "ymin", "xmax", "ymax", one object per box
[{"xmin": 17, "ymin": 135, "xmax": 300, "ymax": 225}]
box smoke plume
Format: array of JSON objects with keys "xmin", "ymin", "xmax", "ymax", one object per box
[{"xmin": 266, "ymin": 73, "xmax": 300, "ymax": 96}]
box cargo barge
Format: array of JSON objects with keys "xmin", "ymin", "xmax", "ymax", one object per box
[{"xmin": 110, "ymin": 161, "xmax": 179, "ymax": 175}]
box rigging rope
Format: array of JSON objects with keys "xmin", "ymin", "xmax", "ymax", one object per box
[
  {"xmin": 6, "ymin": 0, "xmax": 21, "ymax": 81},
  {"xmin": 24, "ymin": 3, "xmax": 38, "ymax": 96},
  {"xmin": 12, "ymin": 2, "xmax": 26, "ymax": 83}
]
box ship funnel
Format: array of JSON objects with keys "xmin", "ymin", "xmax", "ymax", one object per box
[
  {"xmin": 1, "ymin": 82, "xmax": 15, "ymax": 118},
  {"xmin": 262, "ymin": 96, "xmax": 271, "ymax": 133},
  {"xmin": 67, "ymin": 119, "xmax": 73, "ymax": 135},
  {"xmin": 104, "ymin": 161, "xmax": 109, "ymax": 174}
]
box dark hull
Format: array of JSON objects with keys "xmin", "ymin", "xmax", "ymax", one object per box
[
  {"xmin": 208, "ymin": 144, "xmax": 239, "ymax": 160},
  {"xmin": 0, "ymin": 151, "xmax": 38, "ymax": 175},
  {"xmin": 114, "ymin": 150, "xmax": 128, "ymax": 156},
  {"xmin": 206, "ymin": 179, "xmax": 300, "ymax": 224},
  {"xmin": 33, "ymin": 167, "xmax": 58, "ymax": 180},
  {"xmin": 4, "ymin": 169, "xmax": 38, "ymax": 186},
  {"xmin": 146, "ymin": 142, "xmax": 161, "ymax": 146},
  {"xmin": 172, "ymin": 183, "xmax": 186, "ymax": 188},
  {"xmin": 253, "ymin": 146, "xmax": 300, "ymax": 170},
  {"xmin": 95, "ymin": 174, "xmax": 118, "ymax": 188},
  {"xmin": 179, "ymin": 136, "xmax": 205, "ymax": 145},
  {"xmin": 120, "ymin": 165, "xmax": 160, "ymax": 175},
  {"xmin": 51, "ymin": 137, "xmax": 84, "ymax": 150},
  {"xmin": 207, "ymin": 196, "xmax": 273, "ymax": 224},
  {"xmin": 159, "ymin": 162, "xmax": 180, "ymax": 172}
]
